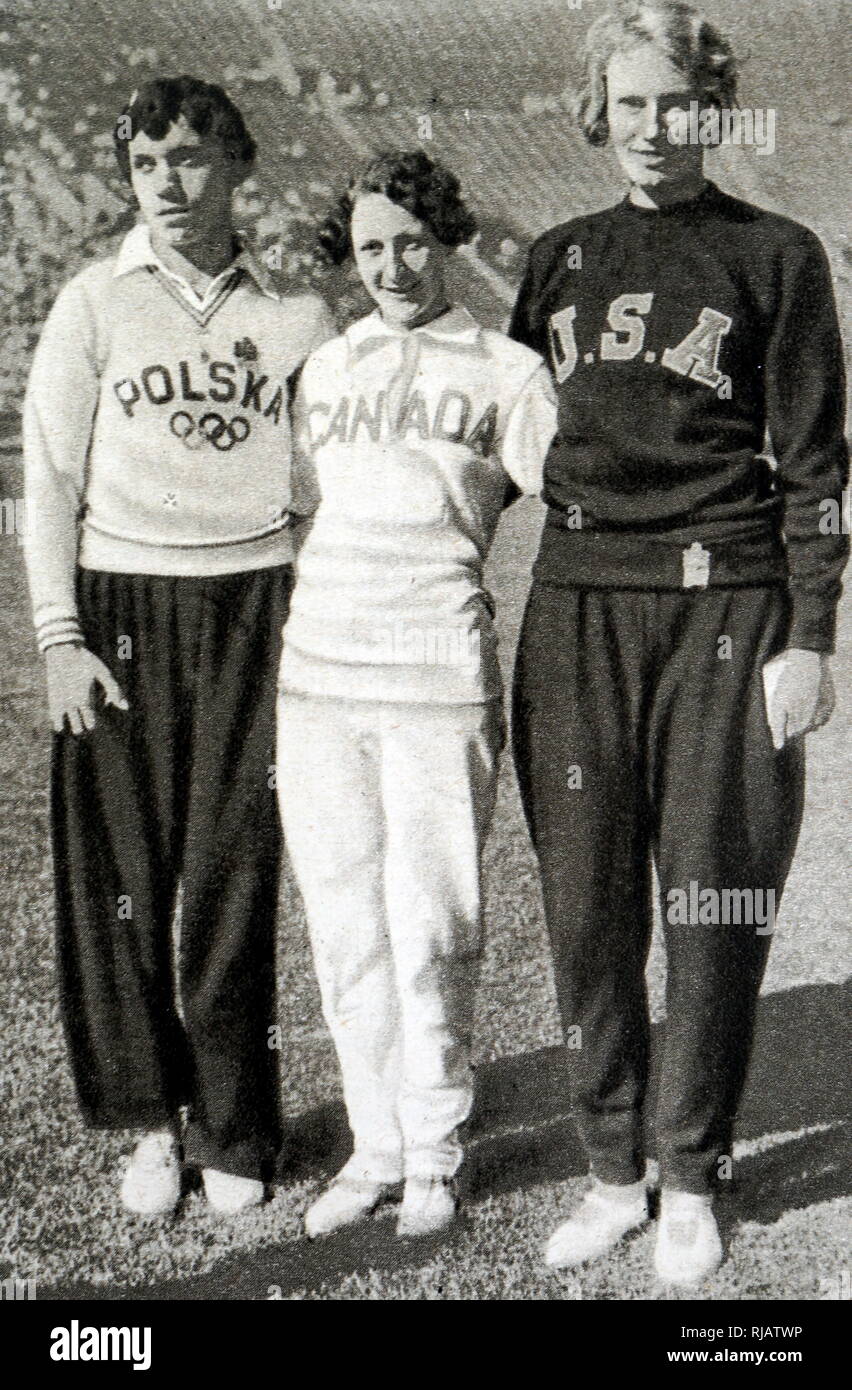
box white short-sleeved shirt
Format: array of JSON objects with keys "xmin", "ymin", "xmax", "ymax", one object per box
[{"xmin": 280, "ymin": 304, "xmax": 557, "ymax": 704}]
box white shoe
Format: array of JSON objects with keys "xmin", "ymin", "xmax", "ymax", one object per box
[
  {"xmin": 396, "ymin": 1177, "xmax": 458, "ymax": 1238},
  {"xmin": 304, "ymin": 1164, "xmax": 398, "ymax": 1239},
  {"xmin": 545, "ymin": 1179, "xmax": 649, "ymax": 1268},
  {"xmin": 120, "ymin": 1130, "xmax": 181, "ymax": 1216},
  {"xmin": 654, "ymin": 1190, "xmax": 723, "ymax": 1286},
  {"xmin": 202, "ymin": 1169, "xmax": 265, "ymax": 1215}
]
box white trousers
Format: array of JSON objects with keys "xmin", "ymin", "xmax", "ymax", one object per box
[{"xmin": 277, "ymin": 693, "xmax": 503, "ymax": 1180}]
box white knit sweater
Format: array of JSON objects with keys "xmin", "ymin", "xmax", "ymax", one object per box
[
  {"xmin": 281, "ymin": 306, "xmax": 557, "ymax": 705},
  {"xmin": 23, "ymin": 225, "xmax": 334, "ymax": 651}
]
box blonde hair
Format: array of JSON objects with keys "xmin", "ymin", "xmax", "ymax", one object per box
[{"xmin": 577, "ymin": 1, "xmax": 738, "ymax": 146}]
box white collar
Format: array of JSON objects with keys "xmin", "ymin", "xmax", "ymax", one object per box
[
  {"xmin": 345, "ymin": 304, "xmax": 482, "ymax": 350},
  {"xmin": 112, "ymin": 223, "xmax": 279, "ymax": 301}
]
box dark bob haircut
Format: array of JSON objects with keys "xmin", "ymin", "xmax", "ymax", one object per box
[
  {"xmin": 113, "ymin": 75, "xmax": 257, "ymax": 182},
  {"xmin": 318, "ymin": 149, "xmax": 478, "ymax": 265}
]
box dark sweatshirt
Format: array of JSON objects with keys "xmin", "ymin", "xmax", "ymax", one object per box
[{"xmin": 509, "ymin": 181, "xmax": 849, "ymax": 652}]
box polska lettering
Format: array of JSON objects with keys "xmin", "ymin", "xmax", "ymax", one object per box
[
  {"xmin": 549, "ymin": 294, "xmax": 732, "ymax": 395},
  {"xmin": 113, "ymin": 357, "xmax": 285, "ymax": 424},
  {"xmin": 307, "ymin": 390, "xmax": 498, "ymax": 454},
  {"xmin": 50, "ymin": 1320, "xmax": 152, "ymax": 1371}
]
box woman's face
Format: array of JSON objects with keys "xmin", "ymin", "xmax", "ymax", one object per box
[
  {"xmin": 606, "ymin": 42, "xmax": 706, "ymax": 197},
  {"xmin": 350, "ymin": 192, "xmax": 450, "ymax": 329},
  {"xmin": 129, "ymin": 114, "xmax": 238, "ymax": 253}
]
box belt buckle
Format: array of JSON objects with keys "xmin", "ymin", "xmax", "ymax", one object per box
[{"xmin": 682, "ymin": 541, "xmax": 711, "ymax": 589}]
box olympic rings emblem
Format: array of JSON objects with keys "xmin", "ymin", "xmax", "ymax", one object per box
[{"xmin": 169, "ymin": 411, "xmax": 251, "ymax": 451}]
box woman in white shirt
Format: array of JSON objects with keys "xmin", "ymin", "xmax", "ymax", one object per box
[{"xmin": 277, "ymin": 150, "xmax": 556, "ymax": 1240}]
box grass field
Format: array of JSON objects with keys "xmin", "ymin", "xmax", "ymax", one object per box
[
  {"xmin": 0, "ymin": 0, "xmax": 849, "ymax": 1304},
  {"xmin": 1, "ymin": 474, "xmax": 849, "ymax": 1301}
]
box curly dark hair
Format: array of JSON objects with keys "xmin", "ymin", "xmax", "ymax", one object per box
[
  {"xmin": 113, "ymin": 75, "xmax": 257, "ymax": 182},
  {"xmin": 317, "ymin": 149, "xmax": 478, "ymax": 265}
]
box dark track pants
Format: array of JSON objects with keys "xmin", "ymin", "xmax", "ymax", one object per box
[
  {"xmin": 51, "ymin": 566, "xmax": 292, "ymax": 1180},
  {"xmin": 512, "ymin": 584, "xmax": 805, "ymax": 1194}
]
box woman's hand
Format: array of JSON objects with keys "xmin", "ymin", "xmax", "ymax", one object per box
[
  {"xmin": 45, "ymin": 644, "xmax": 129, "ymax": 735},
  {"xmin": 762, "ymin": 648, "xmax": 835, "ymax": 750}
]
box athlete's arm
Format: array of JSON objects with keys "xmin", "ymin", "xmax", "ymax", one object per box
[
  {"xmin": 763, "ymin": 230, "xmax": 849, "ymax": 743},
  {"xmin": 499, "ymin": 362, "xmax": 558, "ymax": 501},
  {"xmin": 508, "ymin": 240, "xmax": 552, "ymax": 359},
  {"xmin": 766, "ymin": 229, "xmax": 849, "ymax": 653},
  {"xmin": 24, "ymin": 273, "xmax": 128, "ymax": 732},
  {"xmin": 287, "ymin": 360, "xmax": 323, "ymax": 555}
]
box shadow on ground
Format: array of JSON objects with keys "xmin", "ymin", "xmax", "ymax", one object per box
[{"xmin": 40, "ymin": 979, "xmax": 851, "ymax": 1300}]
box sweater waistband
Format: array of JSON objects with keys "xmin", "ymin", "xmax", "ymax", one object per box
[
  {"xmin": 535, "ymin": 516, "xmax": 789, "ymax": 590},
  {"xmin": 79, "ymin": 523, "xmax": 294, "ymax": 576}
]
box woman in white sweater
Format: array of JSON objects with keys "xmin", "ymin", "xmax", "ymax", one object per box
[
  {"xmin": 23, "ymin": 76, "xmax": 333, "ymax": 1219},
  {"xmin": 277, "ymin": 150, "xmax": 556, "ymax": 1240}
]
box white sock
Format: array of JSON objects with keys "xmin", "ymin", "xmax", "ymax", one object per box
[{"xmin": 593, "ymin": 1176, "xmax": 647, "ymax": 1207}]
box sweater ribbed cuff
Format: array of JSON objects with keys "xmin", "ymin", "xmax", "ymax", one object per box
[
  {"xmin": 36, "ymin": 615, "xmax": 84, "ymax": 654},
  {"xmin": 787, "ymin": 610, "xmax": 836, "ymax": 655}
]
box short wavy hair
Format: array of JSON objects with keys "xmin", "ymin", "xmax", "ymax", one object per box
[
  {"xmin": 577, "ymin": 1, "xmax": 739, "ymax": 147},
  {"xmin": 113, "ymin": 75, "xmax": 256, "ymax": 182},
  {"xmin": 317, "ymin": 149, "xmax": 478, "ymax": 265}
]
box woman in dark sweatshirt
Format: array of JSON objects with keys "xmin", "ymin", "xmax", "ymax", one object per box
[{"xmin": 509, "ymin": 0, "xmax": 848, "ymax": 1286}]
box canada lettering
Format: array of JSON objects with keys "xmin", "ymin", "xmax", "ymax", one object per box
[
  {"xmin": 308, "ymin": 388, "xmax": 498, "ymax": 455},
  {"xmin": 113, "ymin": 358, "xmax": 284, "ymax": 424}
]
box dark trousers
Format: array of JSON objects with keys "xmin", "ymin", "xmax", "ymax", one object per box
[
  {"xmin": 52, "ymin": 566, "xmax": 292, "ymax": 1180},
  {"xmin": 512, "ymin": 583, "xmax": 805, "ymax": 1193}
]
